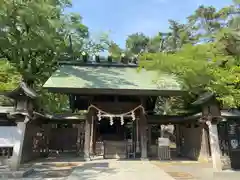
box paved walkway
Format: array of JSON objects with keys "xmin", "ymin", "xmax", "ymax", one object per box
[
  {"xmin": 67, "ymin": 160, "xmax": 175, "ymax": 180},
  {"xmin": 151, "ymin": 160, "xmax": 240, "ymax": 180}
]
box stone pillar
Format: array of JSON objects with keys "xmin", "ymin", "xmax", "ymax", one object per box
[
  {"xmin": 148, "ymin": 124, "xmax": 152, "ymax": 156},
  {"xmin": 198, "ymin": 124, "xmax": 210, "ymax": 162},
  {"xmin": 9, "ymin": 119, "xmax": 28, "ymax": 170},
  {"xmin": 139, "ymin": 109, "xmax": 148, "ymax": 160},
  {"xmin": 207, "ymin": 121, "xmax": 222, "ymax": 171},
  {"xmin": 84, "ymin": 110, "xmax": 92, "ymax": 161}
]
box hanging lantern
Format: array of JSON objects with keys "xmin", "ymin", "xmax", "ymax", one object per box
[
  {"xmin": 131, "ymin": 111, "xmax": 136, "ymax": 121},
  {"xmin": 82, "ymin": 52, "xmax": 88, "ymax": 62},
  {"xmin": 110, "ymin": 116, "xmax": 114, "ymax": 126},
  {"xmin": 120, "ymin": 115, "xmax": 124, "ymax": 125},
  {"xmin": 97, "ymin": 111, "xmax": 102, "ymax": 121}
]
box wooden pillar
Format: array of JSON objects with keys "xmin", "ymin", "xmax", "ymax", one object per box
[
  {"xmin": 148, "ymin": 124, "xmax": 152, "ymax": 156},
  {"xmin": 136, "ymin": 120, "xmax": 140, "ymax": 153},
  {"xmin": 92, "ymin": 119, "xmax": 96, "ymax": 155},
  {"xmin": 84, "ymin": 110, "xmax": 92, "ymax": 161},
  {"xmin": 43, "ymin": 124, "xmax": 51, "ymax": 154},
  {"xmin": 139, "ymin": 109, "xmax": 148, "ymax": 160},
  {"xmin": 175, "ymin": 124, "xmax": 181, "ymax": 156},
  {"xmin": 148, "ymin": 124, "xmax": 152, "ymax": 146},
  {"xmin": 90, "ymin": 116, "xmax": 95, "ymax": 155},
  {"xmin": 10, "ymin": 118, "xmax": 29, "ymax": 170},
  {"xmin": 76, "ymin": 124, "xmax": 82, "ymax": 155}
]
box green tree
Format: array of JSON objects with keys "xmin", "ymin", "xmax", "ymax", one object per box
[
  {"xmin": 187, "ymin": 5, "xmax": 221, "ymax": 42},
  {"xmin": 141, "ymin": 42, "xmax": 240, "ymax": 107},
  {"xmin": 0, "ymin": 60, "xmax": 20, "ymax": 91},
  {"xmin": 0, "ymin": 0, "xmax": 102, "ymax": 86},
  {"xmin": 138, "ymin": 1, "xmax": 240, "ymax": 109},
  {"xmin": 126, "ymin": 33, "xmax": 149, "ymax": 54},
  {"xmin": 147, "ymin": 32, "xmax": 165, "ymax": 53},
  {"xmin": 0, "ymin": 0, "xmax": 109, "ymax": 112},
  {"xmin": 85, "ymin": 32, "xmax": 111, "ymax": 55},
  {"xmin": 0, "ymin": 59, "xmax": 21, "ymax": 106},
  {"xmin": 108, "ymin": 41, "xmax": 123, "ymax": 60},
  {"xmin": 0, "ymin": 0, "xmax": 70, "ymax": 85}
]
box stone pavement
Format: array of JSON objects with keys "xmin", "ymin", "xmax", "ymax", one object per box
[
  {"xmin": 6, "ymin": 159, "xmax": 240, "ymax": 180},
  {"xmin": 152, "ymin": 160, "xmax": 214, "ymax": 180},
  {"xmin": 151, "ymin": 160, "xmax": 240, "ymax": 180},
  {"xmin": 66, "ymin": 159, "xmax": 175, "ymax": 180},
  {"xmin": 214, "ymin": 170, "xmax": 240, "ymax": 180}
]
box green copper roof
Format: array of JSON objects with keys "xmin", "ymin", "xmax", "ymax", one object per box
[{"xmin": 43, "ymin": 65, "xmax": 182, "ymax": 92}]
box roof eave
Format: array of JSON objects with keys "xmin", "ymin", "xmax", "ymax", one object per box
[
  {"xmin": 43, "ymin": 87, "xmax": 187, "ymax": 96},
  {"xmin": 3, "ymin": 82, "xmax": 38, "ymax": 99},
  {"xmin": 192, "ymin": 92, "xmax": 215, "ymax": 106}
]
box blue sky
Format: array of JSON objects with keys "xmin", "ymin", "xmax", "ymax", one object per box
[{"xmin": 69, "ymin": 0, "xmax": 233, "ymax": 48}]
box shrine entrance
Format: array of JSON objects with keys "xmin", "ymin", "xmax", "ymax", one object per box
[
  {"xmin": 89, "ymin": 104, "xmax": 143, "ymax": 159},
  {"xmin": 42, "ymin": 60, "xmax": 187, "ymax": 162},
  {"xmin": 97, "ymin": 117, "xmax": 126, "ymax": 141}
]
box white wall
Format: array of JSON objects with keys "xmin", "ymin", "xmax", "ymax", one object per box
[
  {"xmin": 0, "ymin": 126, "xmax": 18, "ymax": 147},
  {"xmin": 0, "ymin": 126, "xmax": 18, "ymax": 166}
]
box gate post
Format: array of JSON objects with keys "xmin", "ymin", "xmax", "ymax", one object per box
[
  {"xmin": 148, "ymin": 124, "xmax": 152, "ymax": 154},
  {"xmin": 9, "ymin": 117, "xmax": 29, "ymax": 170},
  {"xmin": 139, "ymin": 108, "xmax": 148, "ymax": 160},
  {"xmin": 198, "ymin": 124, "xmax": 210, "ymax": 162},
  {"xmin": 207, "ymin": 121, "xmax": 222, "ymax": 171},
  {"xmin": 84, "ymin": 109, "xmax": 92, "ymax": 161},
  {"xmin": 175, "ymin": 124, "xmax": 181, "ymax": 156}
]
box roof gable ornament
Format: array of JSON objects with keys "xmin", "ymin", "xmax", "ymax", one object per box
[
  {"xmin": 3, "ymin": 81, "xmax": 37, "ymax": 114},
  {"xmin": 192, "ymin": 92, "xmax": 215, "ymax": 106},
  {"xmin": 3, "ymin": 81, "xmax": 37, "ymax": 100},
  {"xmin": 59, "ymin": 52, "xmax": 139, "ymax": 67}
]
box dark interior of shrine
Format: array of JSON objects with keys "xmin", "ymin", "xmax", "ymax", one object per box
[
  {"xmin": 70, "ymin": 94, "xmax": 158, "ymax": 114},
  {"xmin": 97, "ymin": 118, "xmax": 134, "ymax": 141}
]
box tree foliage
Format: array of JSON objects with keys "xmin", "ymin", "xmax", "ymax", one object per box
[
  {"xmin": 108, "ymin": 41, "xmax": 123, "ymax": 60},
  {"xmin": 0, "ymin": 59, "xmax": 21, "ymax": 106},
  {"xmin": 0, "ymin": 0, "xmax": 109, "ymax": 85},
  {"xmin": 139, "ymin": 1, "xmax": 240, "ymax": 108},
  {"xmin": 0, "ymin": 0, "xmax": 67, "ymax": 84},
  {"xmin": 1, "ymin": 0, "xmax": 240, "ymax": 112},
  {"xmin": 126, "ymin": 33, "xmax": 149, "ymax": 54},
  {"xmin": 0, "ymin": 0, "xmax": 109, "ymax": 111}
]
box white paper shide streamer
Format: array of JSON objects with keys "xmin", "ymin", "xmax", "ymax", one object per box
[{"xmin": 88, "ymin": 104, "xmax": 144, "ymax": 126}]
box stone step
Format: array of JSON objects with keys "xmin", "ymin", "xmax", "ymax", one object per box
[
  {"xmin": 0, "ymin": 168, "xmax": 34, "ymax": 178},
  {"xmin": 0, "ymin": 165, "xmax": 9, "ymax": 169}
]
